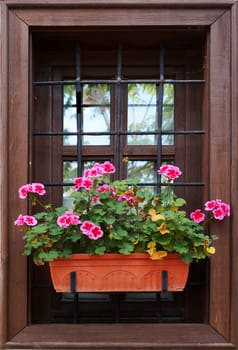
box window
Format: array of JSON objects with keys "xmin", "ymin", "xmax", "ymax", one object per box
[
  {"xmin": 3, "ymin": 2, "xmax": 235, "ymax": 349},
  {"xmin": 32, "ymin": 32, "xmax": 206, "ymax": 324}
]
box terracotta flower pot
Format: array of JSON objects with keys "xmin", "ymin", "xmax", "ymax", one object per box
[{"xmin": 49, "ymin": 253, "xmax": 189, "ymax": 293}]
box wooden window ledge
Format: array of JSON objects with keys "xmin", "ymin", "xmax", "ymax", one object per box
[{"xmin": 6, "ymin": 324, "xmax": 235, "ymax": 349}]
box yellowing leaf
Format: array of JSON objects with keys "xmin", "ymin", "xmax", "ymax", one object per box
[
  {"xmin": 148, "ymin": 208, "xmax": 165, "ymax": 222},
  {"xmin": 158, "ymin": 223, "xmax": 170, "ymax": 235},
  {"xmin": 150, "ymin": 250, "xmax": 168, "ymax": 260},
  {"xmin": 206, "ymin": 246, "xmax": 216, "ymax": 255},
  {"xmin": 147, "ymin": 241, "xmax": 156, "ymax": 249}
]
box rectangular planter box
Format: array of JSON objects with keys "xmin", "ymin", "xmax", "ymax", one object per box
[{"xmin": 49, "ymin": 253, "xmax": 189, "ymax": 293}]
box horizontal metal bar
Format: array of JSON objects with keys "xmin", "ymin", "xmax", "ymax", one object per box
[
  {"xmin": 45, "ymin": 182, "xmax": 204, "ymax": 187},
  {"xmin": 33, "ymin": 130, "xmax": 205, "ymax": 136},
  {"xmin": 65, "ymin": 103, "xmax": 173, "ymax": 108},
  {"xmin": 34, "ymin": 79, "xmax": 205, "ymax": 86}
]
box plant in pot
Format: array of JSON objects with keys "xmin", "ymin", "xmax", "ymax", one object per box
[{"xmin": 15, "ymin": 162, "xmax": 230, "ymax": 292}]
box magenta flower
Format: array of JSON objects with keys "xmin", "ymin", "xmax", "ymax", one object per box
[
  {"xmin": 32, "ymin": 183, "xmax": 46, "ymax": 196},
  {"xmin": 57, "ymin": 211, "xmax": 81, "ymax": 228},
  {"xmin": 18, "ymin": 183, "xmax": 45, "ymax": 198},
  {"xmin": 73, "ymin": 177, "xmax": 83, "ymax": 191},
  {"xmin": 24, "ymin": 215, "xmax": 38, "ymax": 226},
  {"xmin": 190, "ymin": 209, "xmax": 205, "ymax": 223},
  {"xmin": 101, "ymin": 161, "xmax": 116, "ymax": 174},
  {"xmin": 73, "ymin": 177, "xmax": 93, "ymax": 191},
  {"xmin": 14, "ymin": 214, "xmax": 26, "ymax": 226},
  {"xmin": 158, "ymin": 164, "xmax": 182, "ymax": 180},
  {"xmin": 96, "ymin": 184, "xmax": 111, "ymax": 193},
  {"xmin": 82, "ymin": 177, "xmax": 93, "ymax": 190},
  {"xmin": 205, "ymin": 200, "xmax": 217, "ymax": 211},
  {"xmin": 88, "ymin": 225, "xmax": 104, "ymax": 240},
  {"xmin": 219, "ymin": 202, "xmax": 230, "ymax": 217},
  {"xmin": 14, "ymin": 214, "xmax": 38, "ymax": 226},
  {"xmin": 80, "ymin": 221, "xmax": 104, "ymax": 240},
  {"xmin": 80, "ymin": 221, "xmax": 94, "ymax": 234},
  {"xmin": 205, "ymin": 199, "xmax": 230, "ymax": 220},
  {"xmin": 19, "ymin": 184, "xmax": 33, "ymax": 199},
  {"xmin": 212, "ymin": 207, "xmax": 225, "ymax": 221}
]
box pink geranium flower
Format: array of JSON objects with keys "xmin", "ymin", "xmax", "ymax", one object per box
[
  {"xmin": 14, "ymin": 214, "xmax": 26, "ymax": 226},
  {"xmin": 101, "ymin": 161, "xmax": 116, "ymax": 174},
  {"xmin": 88, "ymin": 225, "xmax": 104, "ymax": 240},
  {"xmin": 57, "ymin": 211, "xmax": 81, "ymax": 228},
  {"xmin": 80, "ymin": 221, "xmax": 104, "ymax": 240},
  {"xmin": 82, "ymin": 177, "xmax": 93, "ymax": 190},
  {"xmin": 80, "ymin": 221, "xmax": 94, "ymax": 234},
  {"xmin": 158, "ymin": 164, "xmax": 182, "ymax": 180},
  {"xmin": 14, "ymin": 214, "xmax": 38, "ymax": 226},
  {"xmin": 205, "ymin": 199, "xmax": 230, "ymax": 220},
  {"xmin": 205, "ymin": 200, "xmax": 217, "ymax": 211},
  {"xmin": 18, "ymin": 183, "xmax": 45, "ymax": 198},
  {"xmin": 24, "ymin": 215, "xmax": 38, "ymax": 226},
  {"xmin": 190, "ymin": 209, "xmax": 205, "ymax": 223},
  {"xmin": 32, "ymin": 183, "xmax": 46, "ymax": 195},
  {"xmin": 19, "ymin": 184, "xmax": 33, "ymax": 199},
  {"xmin": 212, "ymin": 207, "xmax": 225, "ymax": 221}
]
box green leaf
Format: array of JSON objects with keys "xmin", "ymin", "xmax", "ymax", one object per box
[{"xmin": 95, "ymin": 246, "xmax": 107, "ymax": 255}]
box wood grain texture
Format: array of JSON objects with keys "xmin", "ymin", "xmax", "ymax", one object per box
[
  {"xmin": 13, "ymin": 8, "xmax": 225, "ymax": 26},
  {"xmin": 209, "ymin": 10, "xmax": 231, "ymax": 339},
  {"xmin": 8, "ymin": 10, "xmax": 29, "ymax": 339},
  {"xmin": 6, "ymin": 324, "xmax": 236, "ymax": 349},
  {"xmin": 0, "ymin": 1, "xmax": 9, "ymax": 347},
  {"xmin": 2, "ymin": 0, "xmax": 236, "ymax": 8},
  {"xmin": 230, "ymin": 2, "xmax": 238, "ymax": 347}
]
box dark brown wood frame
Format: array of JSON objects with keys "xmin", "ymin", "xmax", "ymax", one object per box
[{"xmin": 0, "ymin": 1, "xmax": 238, "ymax": 349}]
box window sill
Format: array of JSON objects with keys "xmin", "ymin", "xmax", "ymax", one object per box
[{"xmin": 6, "ymin": 323, "xmax": 235, "ymax": 349}]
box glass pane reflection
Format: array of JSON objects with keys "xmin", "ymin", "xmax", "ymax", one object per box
[
  {"xmin": 127, "ymin": 83, "xmax": 174, "ymax": 146},
  {"xmin": 63, "ymin": 84, "xmax": 111, "ymax": 146}
]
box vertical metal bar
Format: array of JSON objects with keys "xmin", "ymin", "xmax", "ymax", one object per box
[
  {"xmin": 76, "ymin": 44, "xmax": 83, "ymax": 177},
  {"xmin": 70, "ymin": 272, "xmax": 78, "ymax": 323},
  {"xmin": 156, "ymin": 44, "xmax": 164, "ymax": 192},
  {"xmin": 115, "ymin": 44, "xmax": 122, "ymax": 179},
  {"xmin": 161, "ymin": 270, "xmax": 168, "ymax": 294},
  {"xmin": 70, "ymin": 271, "xmax": 77, "ymax": 293}
]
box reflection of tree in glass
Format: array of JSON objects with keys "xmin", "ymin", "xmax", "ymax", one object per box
[
  {"xmin": 83, "ymin": 84, "xmax": 110, "ymax": 130},
  {"xmin": 63, "ymin": 161, "xmax": 78, "ymax": 197},
  {"xmin": 162, "ymin": 84, "xmax": 174, "ymax": 145},
  {"xmin": 127, "ymin": 83, "xmax": 174, "ymax": 146},
  {"xmin": 63, "ymin": 85, "xmax": 77, "ymax": 145},
  {"xmin": 127, "ymin": 160, "xmax": 155, "ymax": 183}
]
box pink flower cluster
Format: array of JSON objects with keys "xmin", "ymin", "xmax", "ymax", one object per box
[
  {"xmin": 73, "ymin": 161, "xmax": 116, "ymax": 191},
  {"xmin": 158, "ymin": 164, "xmax": 182, "ymax": 180},
  {"xmin": 15, "ymin": 214, "xmax": 38, "ymax": 226},
  {"xmin": 19, "ymin": 183, "xmax": 46, "ymax": 199},
  {"xmin": 118, "ymin": 192, "xmax": 137, "ymax": 205},
  {"xmin": 190, "ymin": 199, "xmax": 230, "ymax": 223},
  {"xmin": 57, "ymin": 211, "xmax": 81, "ymax": 228},
  {"xmin": 80, "ymin": 221, "xmax": 104, "ymax": 240}
]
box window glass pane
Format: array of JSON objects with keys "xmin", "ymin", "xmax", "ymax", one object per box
[
  {"xmin": 163, "ymin": 84, "xmax": 174, "ymax": 145},
  {"xmin": 63, "ymin": 84, "xmax": 111, "ymax": 146},
  {"xmin": 83, "ymin": 84, "xmax": 110, "ymax": 145},
  {"xmin": 127, "ymin": 83, "xmax": 174, "ymax": 146},
  {"xmin": 127, "ymin": 160, "xmax": 156, "ymax": 183},
  {"xmin": 63, "ymin": 161, "xmax": 78, "ymax": 208},
  {"xmin": 63, "ymin": 85, "xmax": 77, "ymax": 145},
  {"xmin": 127, "ymin": 84, "xmax": 156, "ymax": 145}
]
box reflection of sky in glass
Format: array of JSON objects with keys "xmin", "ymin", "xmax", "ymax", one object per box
[
  {"xmin": 63, "ymin": 83, "xmax": 174, "ymax": 146},
  {"xmin": 63, "ymin": 161, "xmax": 78, "ymax": 208},
  {"xmin": 63, "ymin": 84, "xmax": 110, "ymax": 146},
  {"xmin": 127, "ymin": 160, "xmax": 155, "ymax": 183},
  {"xmin": 127, "ymin": 83, "xmax": 174, "ymax": 146}
]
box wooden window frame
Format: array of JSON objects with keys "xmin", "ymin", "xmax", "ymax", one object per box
[{"xmin": 0, "ymin": 1, "xmax": 238, "ymax": 348}]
